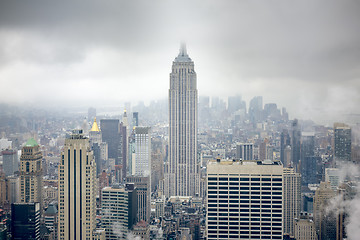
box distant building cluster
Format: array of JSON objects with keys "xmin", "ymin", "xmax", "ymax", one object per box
[{"xmin": 0, "ymin": 45, "xmax": 358, "ymax": 240}]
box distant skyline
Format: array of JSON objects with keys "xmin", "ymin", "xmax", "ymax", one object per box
[{"xmin": 1, "ymin": 0, "xmax": 359, "ymax": 124}]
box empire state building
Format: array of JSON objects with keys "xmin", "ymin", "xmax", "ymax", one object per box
[{"xmin": 165, "ymin": 44, "xmax": 200, "ymax": 197}]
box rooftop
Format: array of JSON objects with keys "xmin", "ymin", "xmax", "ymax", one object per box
[
  {"xmin": 174, "ymin": 43, "xmax": 192, "ymax": 63},
  {"xmin": 25, "ymin": 138, "xmax": 38, "ymax": 147},
  {"xmin": 90, "ymin": 117, "xmax": 100, "ymax": 132},
  {"xmin": 208, "ymin": 159, "xmax": 282, "ymax": 166}
]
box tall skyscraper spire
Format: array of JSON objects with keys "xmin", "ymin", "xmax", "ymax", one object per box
[
  {"xmin": 179, "ymin": 42, "xmax": 187, "ymax": 56},
  {"xmin": 165, "ymin": 44, "xmax": 199, "ymax": 197}
]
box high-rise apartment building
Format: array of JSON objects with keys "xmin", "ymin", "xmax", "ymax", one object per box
[
  {"xmin": 11, "ymin": 202, "xmax": 40, "ymax": 240},
  {"xmin": 206, "ymin": 159, "xmax": 283, "ymax": 240},
  {"xmin": 165, "ymin": 44, "xmax": 199, "ymax": 197},
  {"xmin": 334, "ymin": 123, "xmax": 351, "ymax": 162},
  {"xmin": 20, "ymin": 138, "xmax": 42, "ymax": 206},
  {"xmin": 58, "ymin": 130, "xmax": 97, "ymax": 240},
  {"xmin": 283, "ymin": 168, "xmax": 301, "ymax": 237}
]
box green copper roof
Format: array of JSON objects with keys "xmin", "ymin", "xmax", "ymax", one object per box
[{"xmin": 25, "ymin": 138, "xmax": 38, "ymax": 147}]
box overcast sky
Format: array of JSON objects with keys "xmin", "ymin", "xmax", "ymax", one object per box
[{"xmin": 0, "ymin": 0, "xmax": 359, "ymax": 124}]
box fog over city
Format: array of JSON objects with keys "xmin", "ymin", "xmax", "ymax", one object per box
[{"xmin": 1, "ymin": 0, "xmax": 360, "ymax": 124}]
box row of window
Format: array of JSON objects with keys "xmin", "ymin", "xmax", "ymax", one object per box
[
  {"xmin": 208, "ymin": 199, "xmax": 281, "ymax": 203},
  {"xmin": 208, "ymin": 226, "xmax": 281, "ymax": 230},
  {"xmin": 208, "ymin": 191, "xmax": 282, "ymax": 195},
  {"xmin": 208, "ymin": 230, "xmax": 282, "ymax": 235},
  {"xmin": 208, "ymin": 177, "xmax": 282, "ymax": 181},
  {"xmin": 208, "ymin": 211, "xmax": 282, "ymax": 217},
  {"xmin": 208, "ymin": 221, "xmax": 282, "ymax": 226},
  {"xmin": 208, "ymin": 182, "xmax": 282, "ymax": 186},
  {"xmin": 208, "ymin": 186, "xmax": 282, "ymax": 190},
  {"xmin": 208, "ymin": 195, "xmax": 282, "ymax": 199},
  {"xmin": 208, "ymin": 235, "xmax": 282, "ymax": 239}
]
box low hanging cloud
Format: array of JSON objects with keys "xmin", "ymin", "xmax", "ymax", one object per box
[
  {"xmin": 0, "ymin": 0, "xmax": 359, "ymax": 123},
  {"xmin": 326, "ymin": 162, "xmax": 360, "ymax": 240}
]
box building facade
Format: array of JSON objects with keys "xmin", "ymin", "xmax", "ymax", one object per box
[
  {"xmin": 334, "ymin": 123, "xmax": 351, "ymax": 162},
  {"xmin": 165, "ymin": 44, "xmax": 199, "ymax": 197},
  {"xmin": 11, "ymin": 202, "xmax": 40, "ymax": 240},
  {"xmin": 283, "ymin": 168, "xmax": 301, "ymax": 237},
  {"xmin": 20, "ymin": 138, "xmax": 42, "ymax": 206},
  {"xmin": 133, "ymin": 127, "xmax": 151, "ymax": 177},
  {"xmin": 58, "ymin": 130, "xmax": 97, "ymax": 240},
  {"xmin": 236, "ymin": 143, "xmax": 254, "ymax": 160},
  {"xmin": 101, "ymin": 186, "xmax": 129, "ymax": 239},
  {"xmin": 313, "ymin": 181, "xmax": 336, "ymax": 240},
  {"xmin": 206, "ymin": 159, "xmax": 283, "ymax": 239},
  {"xmin": 2, "ymin": 149, "xmax": 18, "ymax": 177},
  {"xmin": 294, "ymin": 213, "xmax": 316, "ymax": 240},
  {"xmin": 126, "ymin": 176, "xmax": 150, "ymax": 223}
]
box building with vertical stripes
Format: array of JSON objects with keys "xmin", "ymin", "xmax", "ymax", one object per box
[
  {"xmin": 58, "ymin": 130, "xmax": 97, "ymax": 240},
  {"xmin": 236, "ymin": 143, "xmax": 254, "ymax": 160},
  {"xmin": 283, "ymin": 167, "xmax": 301, "ymax": 237},
  {"xmin": 206, "ymin": 159, "xmax": 283, "ymax": 239},
  {"xmin": 165, "ymin": 44, "xmax": 199, "ymax": 197}
]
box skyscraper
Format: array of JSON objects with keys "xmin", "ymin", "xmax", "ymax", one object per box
[
  {"xmin": 334, "ymin": 123, "xmax": 351, "ymax": 162},
  {"xmin": 58, "ymin": 130, "xmax": 97, "ymax": 240},
  {"xmin": 20, "ymin": 138, "xmax": 42, "ymax": 205},
  {"xmin": 291, "ymin": 119, "xmax": 301, "ymax": 171},
  {"xmin": 11, "ymin": 202, "xmax": 40, "ymax": 240},
  {"xmin": 133, "ymin": 127, "xmax": 151, "ymax": 177},
  {"xmin": 280, "ymin": 129, "xmax": 291, "ymax": 165},
  {"xmin": 283, "ymin": 168, "xmax": 301, "ymax": 237},
  {"xmin": 206, "ymin": 159, "xmax": 283, "ymax": 239},
  {"xmin": 132, "ymin": 112, "xmax": 139, "ymax": 127},
  {"xmin": 2, "ymin": 149, "xmax": 18, "ymax": 176},
  {"xmin": 100, "ymin": 119, "xmax": 121, "ymax": 164},
  {"xmin": 126, "ymin": 176, "xmax": 150, "ymax": 222},
  {"xmin": 101, "ymin": 186, "xmax": 129, "ymax": 239},
  {"xmin": 249, "ymin": 96, "xmax": 263, "ymax": 124},
  {"xmin": 300, "ymin": 133, "xmax": 315, "ymax": 185},
  {"xmin": 313, "ymin": 181, "xmax": 335, "ymax": 240},
  {"xmin": 165, "ymin": 44, "xmax": 199, "ymax": 197},
  {"xmin": 89, "ymin": 117, "xmax": 108, "ymax": 176}
]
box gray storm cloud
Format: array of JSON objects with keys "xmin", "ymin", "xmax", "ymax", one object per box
[{"xmin": 0, "ymin": 0, "xmax": 359, "ymax": 123}]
